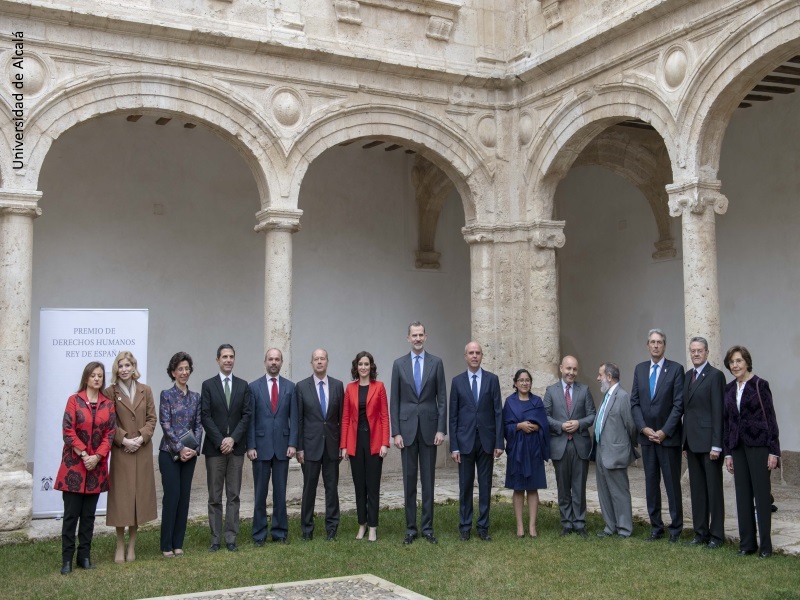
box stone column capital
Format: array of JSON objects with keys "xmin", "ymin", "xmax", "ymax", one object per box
[
  {"xmin": 462, "ymin": 220, "xmax": 566, "ymax": 248},
  {"xmin": 0, "ymin": 190, "xmax": 43, "ymax": 218},
  {"xmin": 666, "ymin": 179, "xmax": 728, "ymax": 217},
  {"xmin": 254, "ymin": 207, "xmax": 303, "ymax": 233}
]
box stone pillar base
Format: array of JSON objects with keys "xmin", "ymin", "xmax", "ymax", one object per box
[{"xmin": 0, "ymin": 470, "xmax": 33, "ymax": 531}]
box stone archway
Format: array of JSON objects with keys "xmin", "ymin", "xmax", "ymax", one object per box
[
  {"xmin": 525, "ymin": 85, "xmax": 679, "ymax": 222},
  {"xmin": 284, "ymin": 104, "xmax": 494, "ymax": 223},
  {"xmin": 22, "ymin": 69, "xmax": 283, "ymax": 206},
  {"xmin": 679, "ymin": 3, "xmax": 800, "ymax": 179}
]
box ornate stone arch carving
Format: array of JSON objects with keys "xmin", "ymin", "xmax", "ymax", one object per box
[
  {"xmin": 678, "ymin": 3, "xmax": 800, "ymax": 180},
  {"xmin": 524, "ymin": 83, "xmax": 679, "ymax": 222},
  {"xmin": 19, "ymin": 69, "xmax": 283, "ymax": 207},
  {"xmin": 284, "ymin": 104, "xmax": 494, "ymax": 224}
]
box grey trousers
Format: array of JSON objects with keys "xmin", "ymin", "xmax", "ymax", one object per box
[
  {"xmin": 206, "ymin": 453, "xmax": 244, "ymax": 545},
  {"xmin": 552, "ymin": 439, "xmax": 588, "ymax": 530},
  {"xmin": 595, "ymin": 445, "xmax": 634, "ymax": 536}
]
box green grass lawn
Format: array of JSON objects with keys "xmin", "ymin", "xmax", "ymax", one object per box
[{"xmin": 1, "ymin": 501, "xmax": 798, "ymax": 600}]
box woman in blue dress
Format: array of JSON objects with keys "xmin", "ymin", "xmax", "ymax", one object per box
[{"xmin": 504, "ymin": 368, "xmax": 550, "ymax": 538}]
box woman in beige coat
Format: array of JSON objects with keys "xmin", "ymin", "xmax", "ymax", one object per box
[{"xmin": 105, "ymin": 351, "xmax": 158, "ymax": 563}]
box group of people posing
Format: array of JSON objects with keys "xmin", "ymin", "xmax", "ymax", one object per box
[{"xmin": 54, "ymin": 323, "xmax": 781, "ymax": 575}]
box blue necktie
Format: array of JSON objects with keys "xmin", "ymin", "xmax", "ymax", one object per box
[
  {"xmin": 596, "ymin": 392, "xmax": 610, "ymax": 441},
  {"xmin": 414, "ymin": 355, "xmax": 422, "ymax": 397},
  {"xmin": 318, "ymin": 381, "xmax": 327, "ymax": 418},
  {"xmin": 471, "ymin": 374, "xmax": 478, "ymax": 406},
  {"xmin": 649, "ymin": 364, "xmax": 659, "ymax": 399}
]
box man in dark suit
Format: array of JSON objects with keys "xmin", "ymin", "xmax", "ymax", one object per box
[
  {"xmin": 683, "ymin": 336, "xmax": 725, "ymax": 548},
  {"xmin": 247, "ymin": 348, "xmax": 298, "ymax": 545},
  {"xmin": 449, "ymin": 342, "xmax": 503, "ymax": 541},
  {"xmin": 594, "ymin": 362, "xmax": 639, "ymax": 538},
  {"xmin": 631, "ymin": 328, "xmax": 685, "ymax": 543},
  {"xmin": 296, "ymin": 348, "xmax": 344, "ymax": 541},
  {"xmin": 200, "ymin": 344, "xmax": 252, "ymax": 552},
  {"xmin": 544, "ymin": 355, "xmax": 596, "ymax": 537},
  {"xmin": 390, "ymin": 321, "xmax": 447, "ymax": 545}
]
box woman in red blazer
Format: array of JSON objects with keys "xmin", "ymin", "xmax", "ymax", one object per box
[
  {"xmin": 55, "ymin": 361, "xmax": 116, "ymax": 575},
  {"xmin": 341, "ymin": 351, "xmax": 390, "ymax": 542}
]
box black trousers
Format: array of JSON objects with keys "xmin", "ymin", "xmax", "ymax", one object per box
[
  {"xmin": 641, "ymin": 443, "xmax": 683, "ymax": 536},
  {"xmin": 159, "ymin": 450, "xmax": 197, "ymax": 552},
  {"xmin": 731, "ymin": 445, "xmax": 773, "ymax": 554},
  {"xmin": 301, "ymin": 450, "xmax": 341, "ymax": 535},
  {"xmin": 351, "ymin": 427, "xmax": 383, "ymax": 527},
  {"xmin": 686, "ymin": 449, "xmax": 725, "ymax": 543},
  {"xmin": 62, "ymin": 492, "xmax": 99, "ymax": 563},
  {"xmin": 458, "ymin": 430, "xmax": 494, "ymax": 533}
]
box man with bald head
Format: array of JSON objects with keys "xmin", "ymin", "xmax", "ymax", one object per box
[
  {"xmin": 247, "ymin": 348, "xmax": 297, "ymax": 545},
  {"xmin": 544, "ymin": 355, "xmax": 596, "ymax": 537},
  {"xmin": 449, "ymin": 342, "xmax": 503, "ymax": 541},
  {"xmin": 295, "ymin": 349, "xmax": 344, "ymax": 541}
]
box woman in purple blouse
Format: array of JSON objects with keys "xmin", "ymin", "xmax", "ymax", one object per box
[
  {"xmin": 158, "ymin": 351, "xmax": 202, "ymax": 557},
  {"xmin": 723, "ymin": 345, "xmax": 780, "ymax": 559}
]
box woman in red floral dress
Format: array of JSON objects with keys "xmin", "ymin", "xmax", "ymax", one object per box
[{"xmin": 54, "ymin": 361, "xmax": 116, "ymax": 575}]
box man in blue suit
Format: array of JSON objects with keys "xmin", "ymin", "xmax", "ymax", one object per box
[
  {"xmin": 449, "ymin": 342, "xmax": 503, "ymax": 541},
  {"xmin": 247, "ymin": 348, "xmax": 298, "ymax": 545},
  {"xmin": 631, "ymin": 328, "xmax": 685, "ymax": 543}
]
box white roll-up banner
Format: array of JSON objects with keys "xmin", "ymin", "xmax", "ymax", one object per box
[{"xmin": 33, "ymin": 309, "xmax": 149, "ymax": 518}]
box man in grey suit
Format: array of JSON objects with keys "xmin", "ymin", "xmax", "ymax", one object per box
[
  {"xmin": 200, "ymin": 344, "xmax": 252, "ymax": 552},
  {"xmin": 683, "ymin": 336, "xmax": 725, "ymax": 549},
  {"xmin": 247, "ymin": 348, "xmax": 297, "ymax": 545},
  {"xmin": 390, "ymin": 321, "xmax": 447, "ymax": 545},
  {"xmin": 296, "ymin": 348, "xmax": 344, "ymax": 541},
  {"xmin": 544, "ymin": 355, "xmax": 596, "ymax": 537},
  {"xmin": 594, "ymin": 362, "xmax": 639, "ymax": 539}
]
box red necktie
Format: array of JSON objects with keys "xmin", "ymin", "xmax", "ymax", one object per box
[
  {"xmin": 270, "ymin": 377, "xmax": 278, "ymax": 413},
  {"xmin": 691, "ymin": 369, "xmax": 698, "ymax": 384},
  {"xmin": 565, "ymin": 384, "xmax": 573, "ymax": 440}
]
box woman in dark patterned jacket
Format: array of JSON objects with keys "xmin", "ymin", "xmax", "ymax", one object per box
[
  {"xmin": 723, "ymin": 345, "xmax": 781, "ymax": 559},
  {"xmin": 158, "ymin": 351, "xmax": 202, "ymax": 557},
  {"xmin": 55, "ymin": 361, "xmax": 116, "ymax": 575}
]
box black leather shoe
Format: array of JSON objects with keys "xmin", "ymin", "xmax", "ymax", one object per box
[
  {"xmin": 759, "ymin": 551, "xmax": 772, "ymax": 559},
  {"xmin": 576, "ymin": 529, "xmax": 589, "ymax": 539},
  {"xmin": 402, "ymin": 534, "xmax": 416, "ymax": 545},
  {"xmin": 596, "ymin": 531, "xmax": 614, "ymax": 539},
  {"xmin": 737, "ymin": 549, "xmax": 756, "ymax": 556},
  {"xmin": 460, "ymin": 531, "xmax": 470, "ymax": 541},
  {"xmin": 60, "ymin": 561, "xmax": 72, "ymax": 575},
  {"xmin": 326, "ymin": 530, "xmax": 337, "ymax": 541},
  {"xmin": 226, "ymin": 543, "xmax": 239, "ymax": 552},
  {"xmin": 645, "ymin": 531, "xmax": 663, "ymax": 542},
  {"xmin": 301, "ymin": 533, "xmax": 313, "ymax": 542},
  {"xmin": 77, "ymin": 558, "xmax": 95, "ymax": 570},
  {"xmin": 209, "ymin": 544, "xmax": 220, "ymax": 552},
  {"xmin": 687, "ymin": 537, "xmax": 707, "ymax": 546},
  {"xmin": 254, "ymin": 539, "xmax": 265, "ymax": 547},
  {"xmin": 668, "ymin": 533, "xmax": 680, "ymax": 544},
  {"xmin": 559, "ymin": 527, "xmax": 572, "ymax": 537},
  {"xmin": 422, "ymin": 533, "xmax": 438, "ymax": 544},
  {"xmin": 706, "ymin": 540, "xmax": 723, "ymax": 550},
  {"xmin": 478, "ymin": 531, "xmax": 492, "ymax": 541}
]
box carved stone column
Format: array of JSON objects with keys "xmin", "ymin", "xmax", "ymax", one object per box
[
  {"xmin": 255, "ymin": 207, "xmax": 302, "ymax": 379},
  {"xmin": 463, "ymin": 220, "xmax": 565, "ymax": 396},
  {"xmin": 0, "ymin": 189, "xmax": 42, "ymax": 531},
  {"xmin": 667, "ymin": 179, "xmax": 728, "ymax": 365}
]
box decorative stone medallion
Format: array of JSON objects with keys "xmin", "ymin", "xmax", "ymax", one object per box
[
  {"xmin": 477, "ymin": 115, "xmax": 497, "ymax": 149},
  {"xmin": 271, "ymin": 88, "xmax": 303, "ymax": 128},
  {"xmin": 6, "ymin": 51, "xmax": 49, "ymax": 97},
  {"xmin": 663, "ymin": 46, "xmax": 688, "ymax": 89},
  {"xmin": 518, "ymin": 113, "xmax": 534, "ymax": 146}
]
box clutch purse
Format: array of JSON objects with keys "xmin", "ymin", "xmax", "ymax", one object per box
[{"xmin": 171, "ymin": 430, "xmax": 201, "ymax": 462}]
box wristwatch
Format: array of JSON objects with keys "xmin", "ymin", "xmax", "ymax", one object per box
[{"xmin": 80, "ymin": 450, "xmax": 87, "ymax": 458}]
